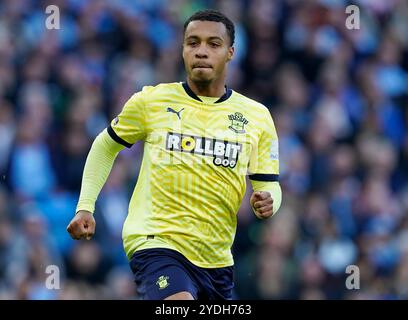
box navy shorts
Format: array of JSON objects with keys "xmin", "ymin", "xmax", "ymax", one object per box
[{"xmin": 129, "ymin": 248, "xmax": 234, "ymax": 300}]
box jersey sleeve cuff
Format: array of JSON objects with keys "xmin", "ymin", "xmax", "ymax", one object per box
[{"xmin": 75, "ymin": 203, "xmax": 95, "ymax": 215}]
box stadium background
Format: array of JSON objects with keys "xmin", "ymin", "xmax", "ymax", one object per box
[{"xmin": 0, "ymin": 0, "xmax": 408, "ymax": 299}]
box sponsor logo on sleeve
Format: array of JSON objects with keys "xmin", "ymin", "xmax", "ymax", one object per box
[{"xmin": 270, "ymin": 139, "xmax": 279, "ymax": 160}]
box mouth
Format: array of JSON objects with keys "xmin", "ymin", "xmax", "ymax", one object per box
[{"xmin": 192, "ymin": 63, "xmax": 212, "ymax": 69}]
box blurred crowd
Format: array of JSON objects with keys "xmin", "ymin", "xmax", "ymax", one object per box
[{"xmin": 0, "ymin": 0, "xmax": 407, "ymax": 299}]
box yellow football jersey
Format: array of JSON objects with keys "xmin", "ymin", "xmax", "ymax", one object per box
[{"xmin": 108, "ymin": 82, "xmax": 279, "ymax": 268}]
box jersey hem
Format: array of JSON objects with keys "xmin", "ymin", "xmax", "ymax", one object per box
[{"xmin": 125, "ymin": 237, "xmax": 234, "ymax": 269}]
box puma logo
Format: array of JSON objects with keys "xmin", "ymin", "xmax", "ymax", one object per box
[{"xmin": 167, "ymin": 107, "xmax": 184, "ymax": 120}]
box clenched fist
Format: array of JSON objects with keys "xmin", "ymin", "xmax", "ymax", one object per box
[
  {"xmin": 250, "ymin": 191, "xmax": 274, "ymax": 219},
  {"xmin": 67, "ymin": 210, "xmax": 96, "ymax": 240}
]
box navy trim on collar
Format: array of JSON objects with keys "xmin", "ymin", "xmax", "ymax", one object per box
[
  {"xmin": 215, "ymin": 86, "xmax": 233, "ymax": 103},
  {"xmin": 182, "ymin": 82, "xmax": 202, "ymax": 102},
  {"xmin": 182, "ymin": 82, "xmax": 232, "ymax": 103}
]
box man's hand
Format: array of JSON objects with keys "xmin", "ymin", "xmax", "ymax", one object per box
[
  {"xmin": 67, "ymin": 210, "xmax": 96, "ymax": 240},
  {"xmin": 250, "ymin": 191, "xmax": 274, "ymax": 219}
]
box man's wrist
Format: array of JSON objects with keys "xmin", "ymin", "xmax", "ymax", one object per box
[{"xmin": 75, "ymin": 209, "xmax": 94, "ymax": 215}]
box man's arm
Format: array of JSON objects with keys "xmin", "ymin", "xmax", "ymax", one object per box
[
  {"xmin": 248, "ymin": 108, "xmax": 281, "ymax": 219},
  {"xmin": 67, "ymin": 88, "xmax": 148, "ymax": 240},
  {"xmin": 67, "ymin": 129, "xmax": 124, "ymax": 240}
]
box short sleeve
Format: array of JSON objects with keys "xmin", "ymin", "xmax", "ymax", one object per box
[
  {"xmin": 248, "ymin": 110, "xmax": 279, "ymax": 182},
  {"xmin": 107, "ymin": 88, "xmax": 149, "ymax": 147}
]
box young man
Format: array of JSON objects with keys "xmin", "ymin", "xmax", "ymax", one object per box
[{"xmin": 67, "ymin": 9, "xmax": 282, "ymax": 300}]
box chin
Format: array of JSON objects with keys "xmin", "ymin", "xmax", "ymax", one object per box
[{"xmin": 191, "ymin": 71, "xmax": 213, "ymax": 83}]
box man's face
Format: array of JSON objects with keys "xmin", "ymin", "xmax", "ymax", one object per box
[{"xmin": 183, "ymin": 20, "xmax": 234, "ymax": 84}]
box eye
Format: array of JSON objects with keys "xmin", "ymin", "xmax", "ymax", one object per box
[
  {"xmin": 209, "ymin": 42, "xmax": 221, "ymax": 48},
  {"xmin": 187, "ymin": 41, "xmax": 199, "ymax": 47}
]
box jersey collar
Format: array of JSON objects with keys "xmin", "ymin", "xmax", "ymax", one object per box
[{"xmin": 182, "ymin": 81, "xmax": 232, "ymax": 103}]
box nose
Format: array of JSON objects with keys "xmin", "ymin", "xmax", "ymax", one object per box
[{"xmin": 195, "ymin": 43, "xmax": 209, "ymax": 58}]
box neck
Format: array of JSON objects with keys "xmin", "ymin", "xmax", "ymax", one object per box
[{"xmin": 187, "ymin": 77, "xmax": 226, "ymax": 97}]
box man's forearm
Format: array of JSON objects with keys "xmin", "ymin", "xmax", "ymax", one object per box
[{"xmin": 76, "ymin": 129, "xmax": 125, "ymax": 214}]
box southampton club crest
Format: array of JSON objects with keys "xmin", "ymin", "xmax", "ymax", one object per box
[
  {"xmin": 228, "ymin": 112, "xmax": 248, "ymax": 133},
  {"xmin": 156, "ymin": 276, "xmax": 170, "ymax": 290}
]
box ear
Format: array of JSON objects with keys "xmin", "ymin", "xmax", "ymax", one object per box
[{"xmin": 227, "ymin": 46, "xmax": 234, "ymax": 62}]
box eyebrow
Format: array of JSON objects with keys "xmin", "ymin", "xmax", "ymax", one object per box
[{"xmin": 185, "ymin": 35, "xmax": 224, "ymax": 42}]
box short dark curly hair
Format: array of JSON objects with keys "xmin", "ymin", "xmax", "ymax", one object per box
[{"xmin": 183, "ymin": 9, "xmax": 235, "ymax": 46}]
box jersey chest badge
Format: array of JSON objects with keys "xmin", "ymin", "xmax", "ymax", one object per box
[{"xmin": 228, "ymin": 112, "xmax": 248, "ymax": 133}]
